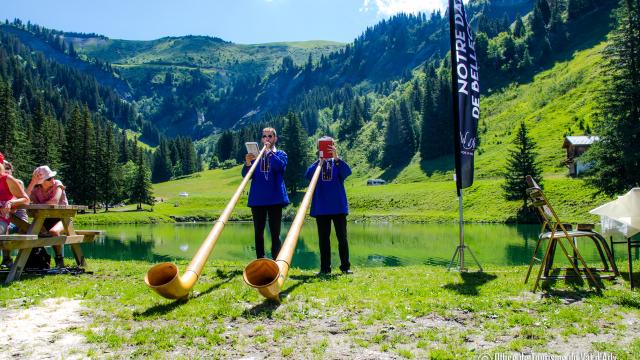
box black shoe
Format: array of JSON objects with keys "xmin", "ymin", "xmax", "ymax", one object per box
[
  {"xmin": 1, "ymin": 257, "xmax": 12, "ymax": 268},
  {"xmin": 54, "ymin": 255, "xmax": 65, "ymax": 268},
  {"xmin": 341, "ymin": 269, "xmax": 353, "ymax": 275},
  {"xmin": 316, "ymin": 270, "xmax": 331, "ymax": 276}
]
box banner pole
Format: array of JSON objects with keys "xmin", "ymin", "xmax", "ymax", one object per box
[{"xmin": 458, "ymin": 190, "xmax": 465, "ymax": 271}]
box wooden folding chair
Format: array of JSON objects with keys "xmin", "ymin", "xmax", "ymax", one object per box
[{"xmin": 524, "ymin": 175, "xmax": 618, "ymax": 291}]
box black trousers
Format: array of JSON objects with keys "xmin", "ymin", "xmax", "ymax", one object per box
[
  {"xmin": 251, "ymin": 205, "xmax": 283, "ymax": 259},
  {"xmin": 316, "ymin": 214, "xmax": 350, "ymax": 273}
]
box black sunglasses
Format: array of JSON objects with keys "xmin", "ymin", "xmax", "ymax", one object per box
[{"xmin": 262, "ymin": 134, "xmax": 274, "ymax": 138}]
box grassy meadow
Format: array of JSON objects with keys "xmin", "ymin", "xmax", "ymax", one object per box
[{"xmin": 3, "ymin": 260, "xmax": 640, "ymax": 359}]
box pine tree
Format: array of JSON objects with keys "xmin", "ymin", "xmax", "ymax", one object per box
[
  {"xmin": 130, "ymin": 152, "xmax": 154, "ymax": 210},
  {"xmin": 282, "ymin": 112, "xmax": 309, "ymax": 195},
  {"xmin": 98, "ymin": 124, "xmax": 122, "ymax": 211},
  {"xmin": 513, "ymin": 16, "xmax": 526, "ymax": 38},
  {"xmin": 64, "ymin": 105, "xmax": 95, "ymax": 205},
  {"xmin": 398, "ymin": 99, "xmax": 416, "ymax": 159},
  {"xmin": 180, "ymin": 137, "xmax": 197, "ymax": 175},
  {"xmin": 536, "ymin": 0, "xmax": 551, "ymax": 25},
  {"xmin": 585, "ymin": 0, "xmax": 640, "ymax": 196},
  {"xmin": 151, "ymin": 140, "xmax": 173, "ymax": 183},
  {"xmin": 420, "ymin": 64, "xmax": 437, "ymax": 160},
  {"xmin": 502, "ymin": 121, "xmax": 543, "ymax": 208},
  {"xmin": 31, "ymin": 101, "xmax": 62, "ymax": 170},
  {"xmin": 528, "ymin": 4, "xmax": 547, "ymax": 41},
  {"xmin": 215, "ymin": 131, "xmax": 235, "ymax": 161},
  {"xmin": 381, "ymin": 104, "xmax": 402, "ymax": 167},
  {"xmin": 0, "ymin": 80, "xmax": 18, "ymax": 159}
]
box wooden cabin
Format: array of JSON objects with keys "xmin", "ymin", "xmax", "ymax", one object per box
[{"xmin": 562, "ymin": 136, "xmax": 599, "ymax": 177}]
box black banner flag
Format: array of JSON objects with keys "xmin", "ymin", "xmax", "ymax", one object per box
[{"xmin": 448, "ymin": 0, "xmax": 480, "ymax": 195}]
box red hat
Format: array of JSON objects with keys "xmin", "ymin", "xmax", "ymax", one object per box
[{"xmin": 0, "ymin": 152, "xmax": 4, "ymax": 165}]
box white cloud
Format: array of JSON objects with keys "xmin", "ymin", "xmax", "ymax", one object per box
[{"xmin": 360, "ymin": 0, "xmax": 447, "ymax": 16}]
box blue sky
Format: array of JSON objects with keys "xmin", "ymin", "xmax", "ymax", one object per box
[{"xmin": 3, "ymin": 0, "xmax": 447, "ymax": 44}]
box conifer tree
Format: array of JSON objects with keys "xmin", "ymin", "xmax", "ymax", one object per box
[
  {"xmin": 282, "ymin": 112, "xmax": 309, "ymax": 195},
  {"xmin": 513, "ymin": 16, "xmax": 525, "ymax": 38},
  {"xmin": 398, "ymin": 99, "xmax": 416, "ymax": 158},
  {"xmin": 0, "ymin": 80, "xmax": 18, "ymax": 159},
  {"xmin": 180, "ymin": 137, "xmax": 197, "ymax": 175},
  {"xmin": 32, "ymin": 101, "xmax": 61, "ymax": 170},
  {"xmin": 381, "ymin": 104, "xmax": 402, "ymax": 167},
  {"xmin": 420, "ymin": 64, "xmax": 437, "ymax": 160},
  {"xmin": 152, "ymin": 140, "xmax": 173, "ymax": 183},
  {"xmin": 503, "ymin": 121, "xmax": 543, "ymax": 208},
  {"xmin": 585, "ymin": 0, "xmax": 640, "ymax": 196},
  {"xmin": 98, "ymin": 124, "xmax": 122, "ymax": 211},
  {"xmin": 130, "ymin": 152, "xmax": 154, "ymax": 210},
  {"xmin": 215, "ymin": 130, "xmax": 235, "ymax": 161},
  {"xmin": 64, "ymin": 105, "xmax": 95, "ymax": 205},
  {"xmin": 536, "ymin": 0, "xmax": 551, "ymax": 25}
]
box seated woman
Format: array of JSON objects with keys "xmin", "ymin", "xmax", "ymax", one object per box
[
  {"xmin": 26, "ymin": 165, "xmax": 69, "ymax": 268},
  {"xmin": 0, "ymin": 153, "xmax": 31, "ymax": 268}
]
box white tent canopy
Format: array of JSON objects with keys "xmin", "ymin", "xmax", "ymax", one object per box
[{"xmin": 590, "ymin": 188, "xmax": 640, "ymax": 238}]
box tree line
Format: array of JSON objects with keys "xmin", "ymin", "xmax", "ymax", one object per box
[{"xmin": 0, "ymin": 27, "xmax": 209, "ymax": 210}]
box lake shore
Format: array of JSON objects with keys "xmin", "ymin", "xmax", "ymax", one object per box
[
  {"xmin": 74, "ymin": 173, "xmax": 612, "ymax": 226},
  {"xmin": 2, "ymin": 259, "xmax": 639, "ymax": 359}
]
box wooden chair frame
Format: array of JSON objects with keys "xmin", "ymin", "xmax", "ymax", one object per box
[{"xmin": 524, "ymin": 176, "xmax": 618, "ymax": 291}]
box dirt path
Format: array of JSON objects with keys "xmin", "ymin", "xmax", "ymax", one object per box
[{"xmin": 0, "ymin": 298, "xmax": 90, "ymax": 360}]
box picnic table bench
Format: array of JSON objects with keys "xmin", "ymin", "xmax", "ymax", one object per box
[{"xmin": 0, "ymin": 204, "xmax": 104, "ymax": 284}]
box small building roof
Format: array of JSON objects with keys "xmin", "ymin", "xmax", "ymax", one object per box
[{"xmin": 562, "ymin": 135, "xmax": 599, "ymax": 148}]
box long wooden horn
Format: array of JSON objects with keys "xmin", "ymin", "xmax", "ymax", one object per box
[
  {"xmin": 145, "ymin": 146, "xmax": 267, "ymax": 300},
  {"xmin": 243, "ymin": 160, "xmax": 323, "ymax": 302}
]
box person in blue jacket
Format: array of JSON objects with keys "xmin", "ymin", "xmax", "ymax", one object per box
[
  {"xmin": 305, "ymin": 137, "xmax": 352, "ymax": 275},
  {"xmin": 242, "ymin": 127, "xmax": 289, "ymax": 259}
]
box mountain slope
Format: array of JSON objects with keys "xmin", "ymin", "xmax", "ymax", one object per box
[{"xmin": 0, "ymin": 24, "xmax": 132, "ymax": 98}]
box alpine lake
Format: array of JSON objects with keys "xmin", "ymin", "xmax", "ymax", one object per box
[{"xmin": 72, "ymin": 222, "xmax": 635, "ymax": 269}]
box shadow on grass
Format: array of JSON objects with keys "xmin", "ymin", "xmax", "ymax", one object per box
[
  {"xmin": 442, "ymin": 271, "xmax": 498, "ymax": 296},
  {"xmin": 533, "ymin": 268, "xmax": 611, "ymax": 298},
  {"xmin": 419, "ymin": 155, "xmax": 454, "ymax": 178},
  {"xmin": 241, "ymin": 274, "xmax": 323, "ymax": 318},
  {"xmin": 618, "ymin": 271, "xmax": 640, "ymax": 288},
  {"xmin": 135, "ymin": 269, "xmax": 242, "ymax": 318}
]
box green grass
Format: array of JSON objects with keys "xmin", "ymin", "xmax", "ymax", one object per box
[
  {"xmin": 3, "ymin": 259, "xmax": 640, "ymax": 358},
  {"xmin": 76, "ymin": 165, "xmax": 610, "ymax": 225}
]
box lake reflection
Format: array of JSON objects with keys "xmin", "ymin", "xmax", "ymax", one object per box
[{"xmin": 77, "ymin": 222, "xmax": 619, "ymax": 269}]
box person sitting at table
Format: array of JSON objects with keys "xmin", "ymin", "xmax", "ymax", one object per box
[
  {"xmin": 0, "ymin": 153, "xmax": 31, "ymax": 268},
  {"xmin": 26, "ymin": 165, "xmax": 69, "ymax": 268}
]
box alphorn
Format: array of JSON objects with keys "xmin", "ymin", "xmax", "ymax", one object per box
[
  {"xmin": 243, "ymin": 160, "xmax": 323, "ymax": 301},
  {"xmin": 145, "ymin": 146, "xmax": 268, "ymax": 300}
]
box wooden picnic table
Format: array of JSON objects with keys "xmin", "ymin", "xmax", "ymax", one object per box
[{"xmin": 1, "ymin": 204, "xmax": 101, "ymax": 284}]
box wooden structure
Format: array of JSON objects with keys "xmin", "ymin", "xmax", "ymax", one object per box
[
  {"xmin": 562, "ymin": 136, "xmax": 599, "ymax": 177},
  {"xmin": 0, "ymin": 204, "xmax": 102, "ymax": 284},
  {"xmin": 524, "ymin": 176, "xmax": 618, "ymax": 291}
]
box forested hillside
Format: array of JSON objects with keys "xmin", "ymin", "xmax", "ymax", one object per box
[
  {"xmin": 0, "ymin": 26, "xmax": 205, "ymax": 210},
  {"xmin": 1, "ymin": 0, "xmax": 622, "ymax": 207},
  {"xmin": 201, "ymin": 0, "xmax": 615, "ymax": 181}
]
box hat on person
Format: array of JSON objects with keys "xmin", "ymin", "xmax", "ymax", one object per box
[
  {"xmin": 0, "ymin": 152, "xmax": 4, "ymax": 165},
  {"xmin": 33, "ymin": 165, "xmax": 57, "ymax": 185}
]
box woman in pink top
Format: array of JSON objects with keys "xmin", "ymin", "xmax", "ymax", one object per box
[
  {"xmin": 26, "ymin": 165, "xmax": 68, "ymax": 268},
  {"xmin": 0, "ymin": 152, "xmax": 31, "ymax": 268}
]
